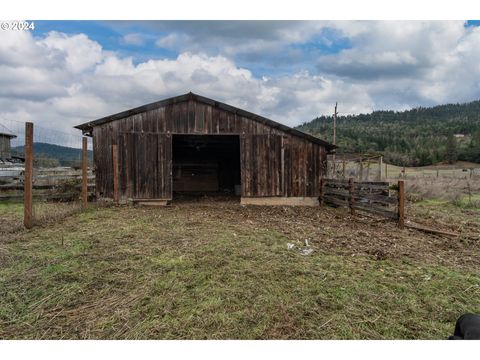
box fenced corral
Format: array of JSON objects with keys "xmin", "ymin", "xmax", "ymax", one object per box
[
  {"xmin": 0, "ymin": 120, "xmax": 94, "ymax": 229},
  {"xmin": 320, "ymin": 178, "xmax": 405, "ymax": 228},
  {"xmin": 327, "ymin": 154, "xmax": 384, "ymax": 181}
]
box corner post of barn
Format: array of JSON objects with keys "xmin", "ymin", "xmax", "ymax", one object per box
[
  {"xmin": 397, "ymin": 180, "xmax": 405, "ymax": 229},
  {"xmin": 348, "ymin": 177, "xmax": 355, "ymax": 216},
  {"xmin": 82, "ymin": 137, "xmax": 88, "ymax": 209},
  {"xmin": 24, "ymin": 122, "xmax": 33, "ymax": 229}
]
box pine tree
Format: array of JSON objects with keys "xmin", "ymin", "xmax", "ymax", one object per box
[{"xmin": 445, "ymin": 134, "xmax": 458, "ymax": 164}]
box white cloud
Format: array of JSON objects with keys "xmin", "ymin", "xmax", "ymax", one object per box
[
  {"xmin": 155, "ymin": 33, "xmax": 191, "ymax": 49},
  {"xmin": 40, "ymin": 31, "xmax": 103, "ymax": 73},
  {"xmin": 1, "ymin": 21, "xmax": 480, "ymax": 144},
  {"xmin": 315, "ymin": 21, "xmax": 480, "ymax": 106},
  {"xmin": 121, "ymin": 33, "xmax": 145, "ymax": 46}
]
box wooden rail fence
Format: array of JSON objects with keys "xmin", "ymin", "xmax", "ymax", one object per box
[{"xmin": 320, "ymin": 178, "xmax": 405, "ymax": 228}]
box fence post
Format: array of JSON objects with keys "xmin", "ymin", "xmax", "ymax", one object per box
[
  {"xmin": 319, "ymin": 178, "xmax": 324, "ymax": 207},
  {"xmin": 348, "ymin": 178, "xmax": 355, "ymax": 216},
  {"xmin": 398, "ymin": 180, "xmax": 405, "ymax": 229},
  {"xmin": 24, "ymin": 122, "xmax": 33, "ymax": 229},
  {"xmin": 82, "ymin": 137, "xmax": 88, "ymax": 209},
  {"xmin": 112, "ymin": 144, "xmax": 119, "ymax": 204},
  {"xmin": 378, "ymin": 156, "xmax": 383, "ymax": 181}
]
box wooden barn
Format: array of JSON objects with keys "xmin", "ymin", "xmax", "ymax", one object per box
[
  {"xmin": 0, "ymin": 124, "xmax": 17, "ymax": 160},
  {"xmin": 75, "ymin": 92, "xmax": 335, "ymax": 206}
]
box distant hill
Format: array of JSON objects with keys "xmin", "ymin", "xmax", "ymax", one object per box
[
  {"xmin": 12, "ymin": 142, "xmax": 93, "ymax": 167},
  {"xmin": 296, "ymin": 100, "xmax": 480, "ymax": 166}
]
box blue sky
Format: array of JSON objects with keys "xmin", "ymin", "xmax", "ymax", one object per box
[
  {"xmin": 1, "ymin": 20, "xmax": 480, "ymax": 135},
  {"xmin": 31, "ymin": 21, "xmax": 353, "ymax": 76}
]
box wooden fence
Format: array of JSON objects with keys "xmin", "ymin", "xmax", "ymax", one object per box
[
  {"xmin": 320, "ymin": 178, "xmax": 405, "ymax": 228},
  {"xmin": 0, "ymin": 169, "xmax": 95, "ymax": 202}
]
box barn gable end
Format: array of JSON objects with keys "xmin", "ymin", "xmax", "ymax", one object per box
[{"xmin": 75, "ymin": 92, "xmax": 334, "ymax": 204}]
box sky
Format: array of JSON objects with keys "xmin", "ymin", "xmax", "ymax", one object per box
[{"xmin": 1, "ymin": 20, "xmax": 480, "ymax": 137}]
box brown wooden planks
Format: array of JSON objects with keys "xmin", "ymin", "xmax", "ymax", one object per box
[
  {"xmin": 91, "ymin": 98, "xmax": 329, "ymax": 200},
  {"xmin": 320, "ymin": 178, "xmax": 400, "ymax": 220},
  {"xmin": 24, "ymin": 122, "xmax": 33, "ymax": 229}
]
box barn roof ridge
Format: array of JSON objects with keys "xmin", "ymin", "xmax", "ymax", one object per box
[{"xmin": 74, "ymin": 92, "xmax": 336, "ymax": 150}]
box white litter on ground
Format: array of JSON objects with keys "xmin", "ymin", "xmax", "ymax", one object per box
[{"xmin": 300, "ymin": 248, "xmax": 314, "ymax": 256}]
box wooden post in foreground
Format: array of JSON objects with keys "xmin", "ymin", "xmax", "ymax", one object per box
[
  {"xmin": 24, "ymin": 122, "xmax": 33, "ymax": 229},
  {"xmin": 112, "ymin": 144, "xmax": 119, "ymax": 204},
  {"xmin": 82, "ymin": 137, "xmax": 88, "ymax": 209},
  {"xmin": 398, "ymin": 180, "xmax": 405, "ymax": 229},
  {"xmin": 348, "ymin": 178, "xmax": 355, "ymax": 216}
]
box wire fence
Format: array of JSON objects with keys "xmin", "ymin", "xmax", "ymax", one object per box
[
  {"xmin": 326, "ymin": 153, "xmax": 480, "ymax": 204},
  {"xmin": 327, "ymin": 154, "xmax": 480, "ymax": 181},
  {"xmin": 0, "ymin": 119, "xmax": 93, "ymax": 231}
]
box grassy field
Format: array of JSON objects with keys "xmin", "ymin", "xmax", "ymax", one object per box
[{"xmin": 1, "ymin": 198, "xmax": 479, "ymax": 339}]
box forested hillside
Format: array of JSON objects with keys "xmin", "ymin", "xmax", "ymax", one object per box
[
  {"xmin": 297, "ymin": 101, "xmax": 480, "ymax": 166},
  {"xmin": 12, "ymin": 142, "xmax": 93, "ymax": 167}
]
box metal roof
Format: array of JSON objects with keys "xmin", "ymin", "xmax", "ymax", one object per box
[
  {"xmin": 75, "ymin": 92, "xmax": 336, "ymax": 150},
  {"xmin": 0, "ymin": 123, "xmax": 17, "ymax": 138}
]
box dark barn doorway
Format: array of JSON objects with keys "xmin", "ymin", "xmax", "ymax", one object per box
[{"xmin": 172, "ymin": 135, "xmax": 241, "ymax": 198}]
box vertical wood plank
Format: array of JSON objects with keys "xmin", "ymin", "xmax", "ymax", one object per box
[
  {"xmin": 24, "ymin": 122, "xmax": 33, "ymax": 229},
  {"xmin": 378, "ymin": 156, "xmax": 383, "ymax": 181},
  {"xmin": 349, "ymin": 178, "xmax": 355, "ymax": 216},
  {"xmin": 165, "ymin": 133, "xmax": 172, "ymax": 198},
  {"xmin": 82, "ymin": 137, "xmax": 88, "ymax": 209},
  {"xmin": 281, "ymin": 136, "xmax": 285, "ymax": 196},
  {"xmin": 319, "ymin": 177, "xmax": 324, "ymax": 207},
  {"xmin": 398, "ymin": 180, "xmax": 405, "ymax": 229},
  {"xmin": 112, "ymin": 144, "xmax": 119, "ymax": 204}
]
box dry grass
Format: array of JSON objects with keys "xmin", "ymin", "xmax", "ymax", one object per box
[
  {"xmin": 0, "ymin": 199, "xmax": 479, "ymax": 339},
  {"xmin": 403, "ymin": 177, "xmax": 480, "ymax": 208},
  {"xmin": 0, "ymin": 200, "xmax": 91, "ymax": 234}
]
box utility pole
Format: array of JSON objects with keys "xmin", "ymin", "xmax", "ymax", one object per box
[
  {"xmin": 332, "ymin": 102, "xmax": 338, "ymax": 178},
  {"xmin": 333, "ymin": 102, "xmax": 337, "ymax": 147}
]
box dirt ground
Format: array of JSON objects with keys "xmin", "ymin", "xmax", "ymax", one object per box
[
  {"xmin": 2, "ymin": 196, "xmax": 480, "ymax": 271},
  {"xmin": 169, "ymin": 196, "xmax": 480, "ymax": 269}
]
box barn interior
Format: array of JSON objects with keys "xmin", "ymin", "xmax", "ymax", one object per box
[{"xmin": 172, "ymin": 135, "xmax": 241, "ymax": 197}]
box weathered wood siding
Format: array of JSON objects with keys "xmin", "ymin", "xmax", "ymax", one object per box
[
  {"xmin": 92, "ymin": 99, "xmax": 327, "ymax": 200},
  {"xmin": 0, "ymin": 135, "xmax": 12, "ymax": 159}
]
